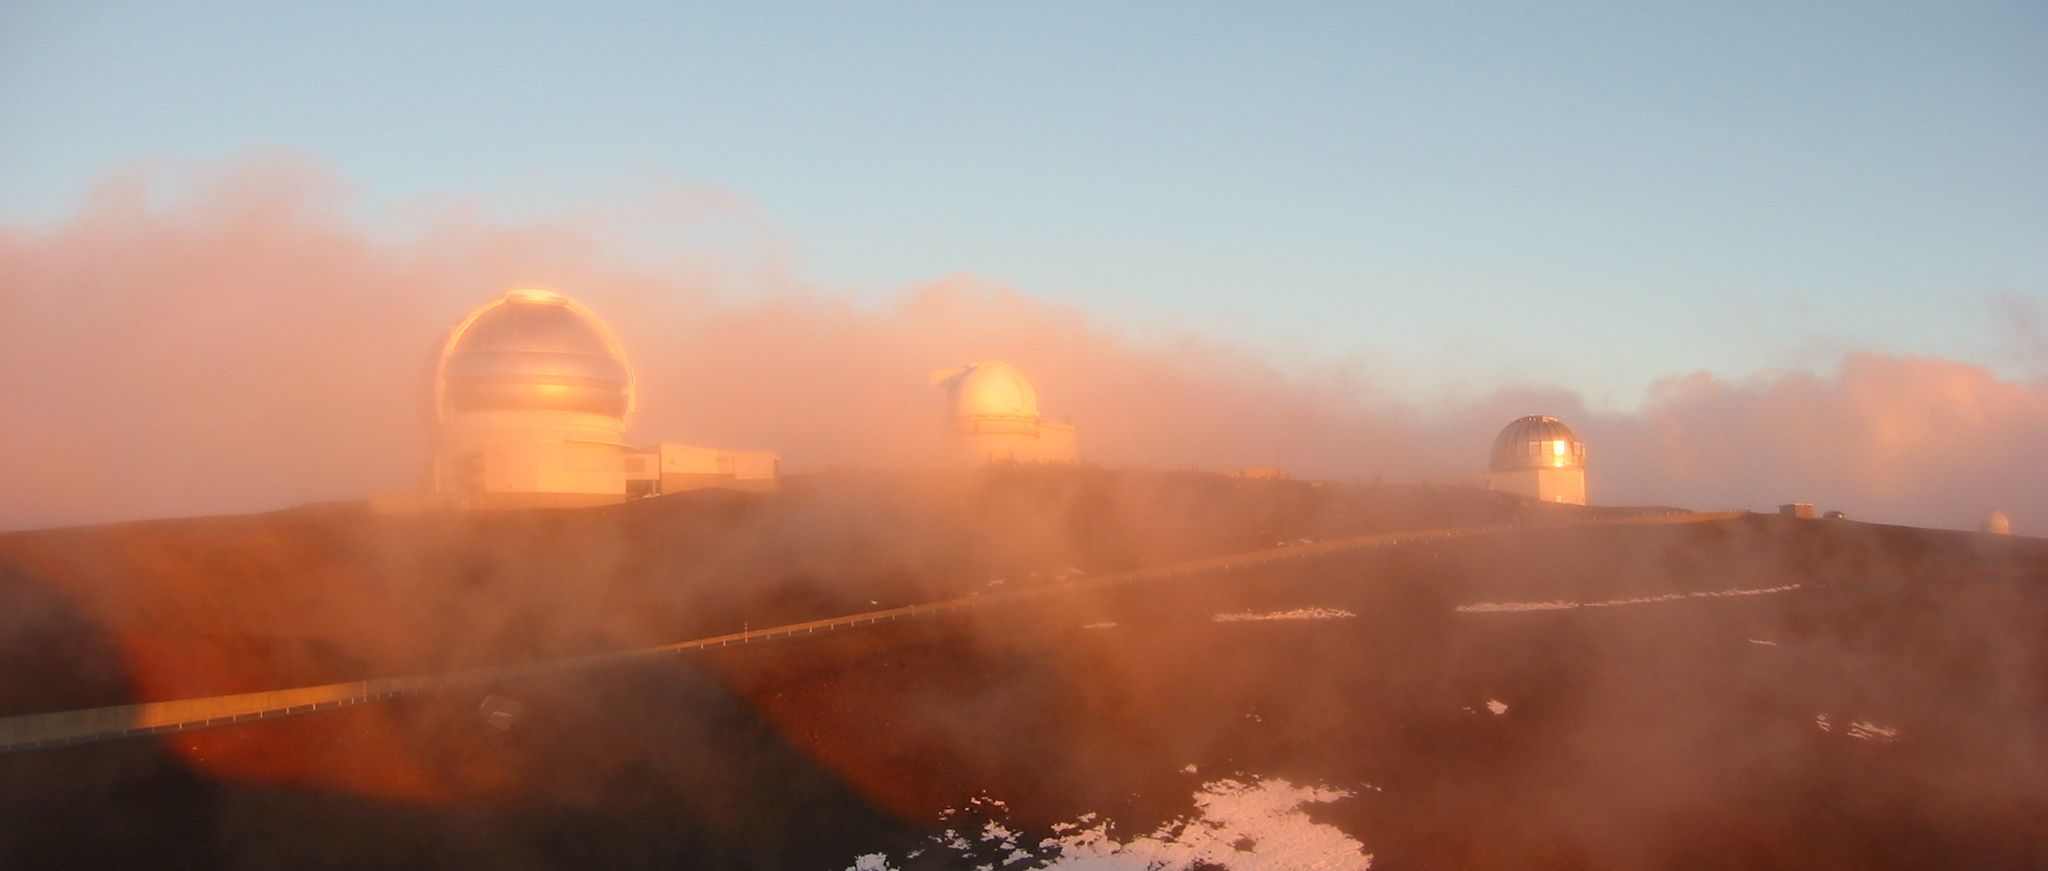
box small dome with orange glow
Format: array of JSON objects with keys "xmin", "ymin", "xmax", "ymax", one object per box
[
  {"xmin": 1490, "ymin": 415, "xmax": 1587, "ymax": 472},
  {"xmin": 935, "ymin": 361, "xmax": 1040, "ymax": 421}
]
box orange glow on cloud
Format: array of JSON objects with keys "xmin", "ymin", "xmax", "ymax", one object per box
[{"xmin": 1, "ymin": 157, "xmax": 2042, "ymax": 532}]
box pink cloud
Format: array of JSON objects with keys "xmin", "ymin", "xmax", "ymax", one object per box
[{"xmin": 2, "ymin": 159, "xmax": 2040, "ymax": 533}]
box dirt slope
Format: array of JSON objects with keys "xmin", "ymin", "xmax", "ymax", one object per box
[{"xmin": 0, "ymin": 469, "xmax": 2041, "ymax": 868}]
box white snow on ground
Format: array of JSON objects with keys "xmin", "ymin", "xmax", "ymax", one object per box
[
  {"xmin": 1748, "ymin": 639, "xmax": 1778, "ymax": 646},
  {"xmin": 1486, "ymin": 699, "xmax": 1508, "ymax": 715},
  {"xmin": 1082, "ymin": 622, "xmax": 1119, "ymax": 630},
  {"xmin": 845, "ymin": 853, "xmax": 898, "ymax": 871},
  {"xmin": 1213, "ymin": 607, "xmax": 1358, "ymax": 622},
  {"xmin": 1455, "ymin": 584, "xmax": 1803, "ymax": 613},
  {"xmin": 1814, "ymin": 714, "xmax": 1899, "ymax": 742},
  {"xmin": 852, "ymin": 777, "xmax": 1371, "ymax": 870},
  {"xmin": 1038, "ymin": 778, "xmax": 1369, "ymax": 870}
]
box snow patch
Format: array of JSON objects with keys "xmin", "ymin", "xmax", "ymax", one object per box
[
  {"xmin": 1036, "ymin": 778, "xmax": 1369, "ymax": 870},
  {"xmin": 1486, "ymin": 699, "xmax": 1508, "ymax": 716},
  {"xmin": 1456, "ymin": 584, "xmax": 1803, "ymax": 613},
  {"xmin": 1748, "ymin": 639, "xmax": 1778, "ymax": 646},
  {"xmin": 1815, "ymin": 714, "xmax": 1899, "ymax": 742},
  {"xmin": 983, "ymin": 820, "xmax": 1017, "ymax": 845},
  {"xmin": 854, "ymin": 776, "xmax": 1371, "ymax": 870},
  {"xmin": 1213, "ymin": 607, "xmax": 1357, "ymax": 622},
  {"xmin": 1082, "ymin": 622, "xmax": 1119, "ymax": 630}
]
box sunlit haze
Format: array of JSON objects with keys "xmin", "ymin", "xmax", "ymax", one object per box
[
  {"xmin": 2, "ymin": 3, "xmax": 2043, "ymax": 529},
  {"xmin": 3, "ymin": 8, "xmax": 2047, "ymax": 868}
]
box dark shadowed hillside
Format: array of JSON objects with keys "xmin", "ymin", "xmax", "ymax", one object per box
[{"xmin": 1, "ymin": 469, "xmax": 2042, "ymax": 869}]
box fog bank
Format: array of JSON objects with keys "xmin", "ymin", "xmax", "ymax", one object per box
[{"xmin": 3, "ymin": 160, "xmax": 2040, "ymax": 531}]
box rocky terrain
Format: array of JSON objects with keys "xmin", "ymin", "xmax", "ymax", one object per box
[{"xmin": 1, "ymin": 469, "xmax": 2043, "ymax": 869}]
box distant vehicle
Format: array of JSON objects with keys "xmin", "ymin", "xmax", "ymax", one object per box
[{"xmin": 1823, "ymin": 510, "xmax": 1847, "ymax": 520}]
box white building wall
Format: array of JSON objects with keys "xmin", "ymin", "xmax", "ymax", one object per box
[
  {"xmin": 952, "ymin": 417, "xmax": 1078, "ymax": 466},
  {"xmin": 1487, "ymin": 467, "xmax": 1587, "ymax": 505},
  {"xmin": 435, "ymin": 409, "xmax": 630, "ymax": 507}
]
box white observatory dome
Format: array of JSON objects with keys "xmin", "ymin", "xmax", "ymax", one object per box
[
  {"xmin": 1490, "ymin": 415, "xmax": 1587, "ymax": 472},
  {"xmin": 1984, "ymin": 510, "xmax": 2012, "ymax": 535},
  {"xmin": 940, "ymin": 361, "xmax": 1040, "ymax": 420},
  {"xmin": 436, "ymin": 289, "xmax": 635, "ymax": 420}
]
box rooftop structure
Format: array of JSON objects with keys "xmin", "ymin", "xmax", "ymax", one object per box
[
  {"xmin": 436, "ymin": 289, "xmax": 636, "ymax": 420},
  {"xmin": 423, "ymin": 289, "xmax": 778, "ymax": 510},
  {"xmin": 1489, "ymin": 415, "xmax": 1587, "ymax": 472},
  {"xmin": 433, "ymin": 290, "xmax": 637, "ymax": 508},
  {"xmin": 931, "ymin": 361, "xmax": 1078, "ymax": 466},
  {"xmin": 1486, "ymin": 415, "xmax": 1587, "ymax": 505}
]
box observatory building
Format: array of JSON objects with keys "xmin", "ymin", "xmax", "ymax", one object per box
[
  {"xmin": 930, "ymin": 361, "xmax": 1078, "ymax": 466},
  {"xmin": 1984, "ymin": 510, "xmax": 2012, "ymax": 535},
  {"xmin": 1487, "ymin": 415, "xmax": 1587, "ymax": 505},
  {"xmin": 430, "ymin": 289, "xmax": 776, "ymax": 510},
  {"xmin": 435, "ymin": 289, "xmax": 638, "ymax": 509}
]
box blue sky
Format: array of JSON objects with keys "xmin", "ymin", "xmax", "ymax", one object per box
[{"xmin": 4, "ymin": 1, "xmax": 2043, "ymax": 407}]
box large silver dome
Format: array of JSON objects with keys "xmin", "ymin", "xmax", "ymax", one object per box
[
  {"xmin": 1490, "ymin": 415, "xmax": 1586, "ymax": 472},
  {"xmin": 436, "ymin": 290, "xmax": 634, "ymax": 419}
]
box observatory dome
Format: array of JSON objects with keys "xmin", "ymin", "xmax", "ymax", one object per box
[
  {"xmin": 944, "ymin": 361, "xmax": 1040, "ymax": 420},
  {"xmin": 1490, "ymin": 415, "xmax": 1587, "ymax": 472},
  {"xmin": 436, "ymin": 290, "xmax": 634, "ymax": 419}
]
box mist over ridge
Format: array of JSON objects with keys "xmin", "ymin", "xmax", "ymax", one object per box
[{"xmin": 2, "ymin": 157, "xmax": 2042, "ymax": 532}]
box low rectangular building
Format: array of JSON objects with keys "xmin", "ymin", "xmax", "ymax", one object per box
[{"xmin": 626, "ymin": 443, "xmax": 780, "ymax": 496}]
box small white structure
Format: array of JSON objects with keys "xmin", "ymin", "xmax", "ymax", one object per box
[
  {"xmin": 434, "ymin": 290, "xmax": 636, "ymax": 509},
  {"xmin": 1487, "ymin": 415, "xmax": 1587, "ymax": 505},
  {"xmin": 930, "ymin": 361, "xmax": 1078, "ymax": 466},
  {"xmin": 1983, "ymin": 510, "xmax": 2012, "ymax": 535}
]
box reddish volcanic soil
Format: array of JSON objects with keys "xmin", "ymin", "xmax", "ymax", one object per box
[{"xmin": 1, "ymin": 469, "xmax": 2043, "ymax": 869}]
